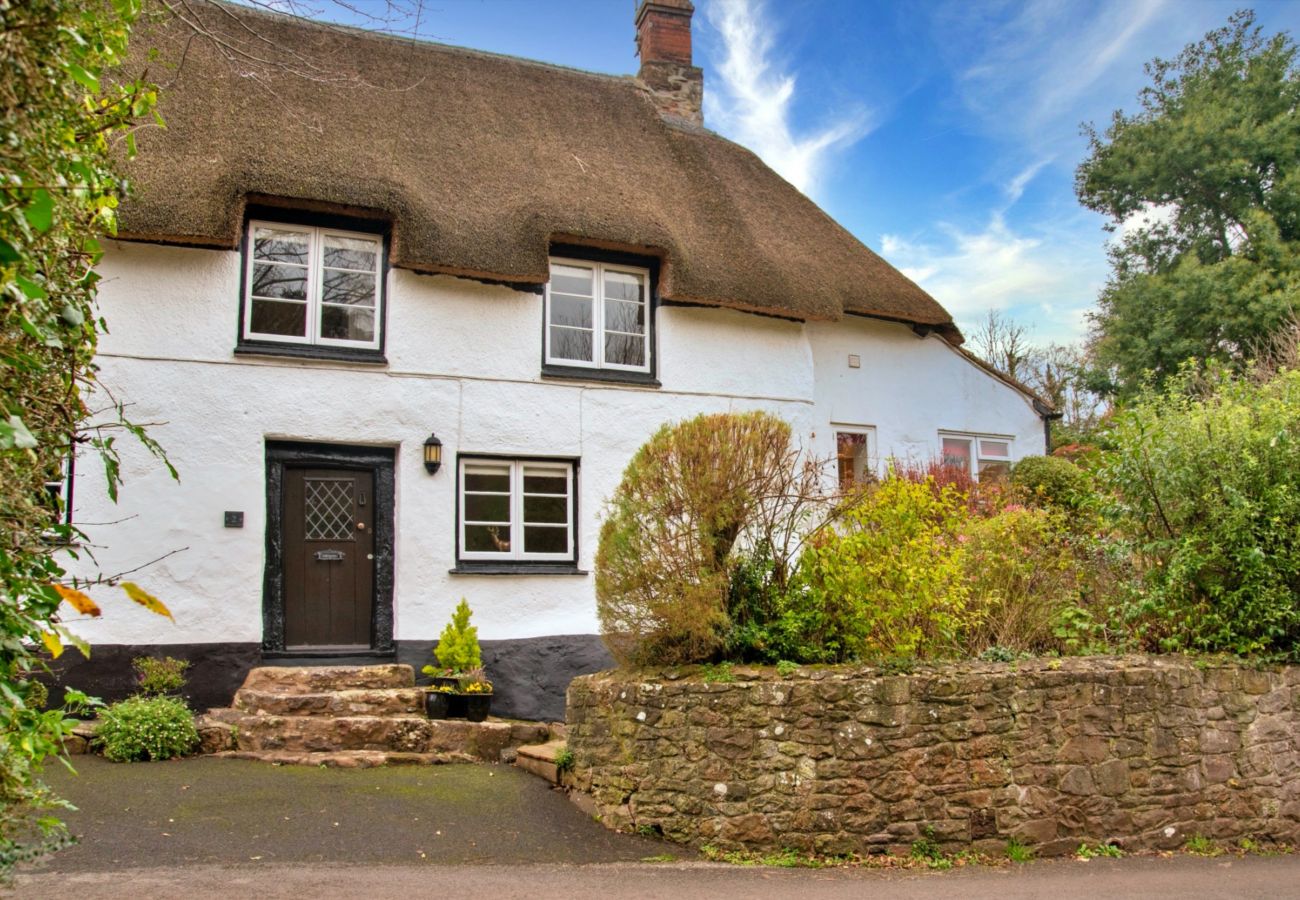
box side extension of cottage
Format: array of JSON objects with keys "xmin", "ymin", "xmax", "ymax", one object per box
[{"xmin": 56, "ymin": 1, "xmax": 1048, "ymax": 719}]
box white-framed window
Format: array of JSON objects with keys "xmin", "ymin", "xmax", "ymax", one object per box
[
  {"xmin": 833, "ymin": 425, "xmax": 875, "ymax": 491},
  {"xmin": 243, "ymin": 221, "xmax": 383, "ymax": 350},
  {"xmin": 545, "ymin": 257, "xmax": 650, "ymax": 372},
  {"xmin": 458, "ymin": 458, "xmax": 576, "ymax": 562},
  {"xmin": 940, "ymin": 432, "xmax": 1013, "ymax": 480}
]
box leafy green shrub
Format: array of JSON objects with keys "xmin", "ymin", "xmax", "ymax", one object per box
[
  {"xmin": 796, "ymin": 476, "xmax": 973, "ymax": 661},
  {"xmin": 961, "ymin": 506, "xmax": 1085, "ymax": 654},
  {"xmin": 1101, "ymin": 367, "xmax": 1300, "ymax": 654},
  {"xmin": 95, "ymin": 696, "xmax": 197, "ymax": 762},
  {"xmin": 1011, "ymin": 455, "xmax": 1093, "ymax": 510},
  {"xmin": 426, "ymin": 599, "xmax": 482, "ymax": 675},
  {"xmin": 554, "ymin": 746, "xmax": 575, "ymax": 773},
  {"xmin": 132, "ymin": 655, "xmax": 189, "ymax": 697},
  {"xmin": 596, "ymin": 412, "xmax": 824, "ymax": 666}
]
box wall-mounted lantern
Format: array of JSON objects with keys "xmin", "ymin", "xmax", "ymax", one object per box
[{"xmin": 423, "ymin": 433, "xmax": 443, "ymax": 475}]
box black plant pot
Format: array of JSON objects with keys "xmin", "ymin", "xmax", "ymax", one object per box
[
  {"xmin": 464, "ymin": 694, "xmax": 492, "ymax": 722},
  {"xmin": 424, "ymin": 691, "xmax": 451, "ymax": 719}
]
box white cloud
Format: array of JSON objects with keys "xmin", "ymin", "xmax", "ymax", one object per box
[
  {"xmin": 882, "ymin": 211, "xmax": 1105, "ymax": 344},
  {"xmin": 701, "ymin": 0, "xmax": 871, "ymax": 195}
]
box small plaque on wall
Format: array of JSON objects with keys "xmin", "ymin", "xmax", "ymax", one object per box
[{"xmin": 224, "ymin": 511, "xmax": 244, "ymax": 528}]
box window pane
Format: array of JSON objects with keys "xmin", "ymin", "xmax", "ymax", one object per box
[
  {"xmin": 250, "ymin": 299, "xmax": 307, "ymax": 337},
  {"xmin": 836, "ymin": 432, "xmax": 869, "ymax": 490},
  {"xmin": 550, "ymin": 326, "xmax": 593, "ymax": 362},
  {"xmin": 465, "ymin": 524, "xmax": 510, "ymax": 553},
  {"xmin": 322, "ymin": 270, "xmax": 376, "ymax": 307},
  {"xmin": 464, "ymin": 469, "xmax": 509, "ymax": 492},
  {"xmin": 605, "ymin": 332, "xmax": 645, "ymax": 368},
  {"xmin": 941, "ymin": 437, "xmax": 972, "ymax": 469},
  {"xmin": 524, "ymin": 495, "xmax": 567, "ymax": 524},
  {"xmin": 551, "ymin": 265, "xmax": 593, "ymax": 297},
  {"xmin": 523, "ymin": 473, "xmax": 567, "ymax": 495},
  {"xmin": 320, "ymin": 305, "xmax": 375, "ymax": 343},
  {"xmin": 524, "ymin": 525, "xmax": 567, "ymax": 554},
  {"xmin": 605, "ymin": 298, "xmax": 645, "ymax": 334},
  {"xmin": 251, "ymin": 262, "xmax": 308, "ymax": 300},
  {"xmin": 550, "ymin": 294, "xmax": 593, "ymax": 329},
  {"xmin": 464, "ymin": 492, "xmax": 510, "ymax": 523},
  {"xmin": 253, "ymin": 227, "xmax": 308, "ymax": 265},
  {"xmin": 603, "ymin": 270, "xmax": 644, "ymax": 303},
  {"xmin": 978, "ymin": 460, "xmax": 1011, "ymax": 480},
  {"xmin": 322, "ymin": 234, "xmax": 378, "ymax": 271},
  {"xmin": 979, "ymin": 440, "xmax": 1010, "ymax": 458}
]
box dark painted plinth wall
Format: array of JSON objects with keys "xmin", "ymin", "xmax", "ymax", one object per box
[{"xmin": 45, "ymin": 635, "xmax": 612, "ymax": 722}]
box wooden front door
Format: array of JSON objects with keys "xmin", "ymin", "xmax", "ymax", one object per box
[{"xmin": 282, "ymin": 467, "xmax": 375, "ymax": 649}]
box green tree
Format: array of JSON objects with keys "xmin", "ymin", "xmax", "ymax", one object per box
[
  {"xmin": 1077, "ymin": 10, "xmax": 1300, "ymax": 397},
  {"xmin": 1, "ymin": 0, "xmax": 168, "ymax": 877}
]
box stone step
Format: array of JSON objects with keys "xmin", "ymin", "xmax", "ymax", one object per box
[
  {"xmin": 212, "ymin": 749, "xmax": 467, "ymax": 768},
  {"xmin": 204, "ymin": 711, "xmax": 555, "ymax": 762},
  {"xmin": 238, "ymin": 664, "xmax": 415, "ymax": 695},
  {"xmin": 515, "ymin": 739, "xmax": 568, "ymax": 784},
  {"xmin": 218, "ymin": 712, "xmax": 435, "ymax": 754},
  {"xmin": 233, "ymin": 687, "xmax": 424, "ymax": 717}
]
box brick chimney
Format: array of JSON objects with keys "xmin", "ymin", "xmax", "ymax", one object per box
[{"xmin": 635, "ymin": 0, "xmax": 704, "ymax": 126}]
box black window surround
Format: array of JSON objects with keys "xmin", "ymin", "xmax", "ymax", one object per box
[
  {"xmin": 540, "ymin": 243, "xmax": 661, "ymax": 387},
  {"xmin": 450, "ymin": 452, "xmax": 585, "ymax": 575},
  {"xmin": 235, "ymin": 204, "xmax": 391, "ymax": 365}
]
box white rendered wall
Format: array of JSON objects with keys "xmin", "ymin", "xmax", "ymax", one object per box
[{"xmin": 69, "ymin": 241, "xmax": 1042, "ymax": 647}]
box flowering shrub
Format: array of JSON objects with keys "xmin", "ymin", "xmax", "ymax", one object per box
[{"xmin": 95, "ymin": 696, "xmax": 198, "ymax": 763}]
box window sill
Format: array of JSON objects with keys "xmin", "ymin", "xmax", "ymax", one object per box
[
  {"xmin": 449, "ymin": 563, "xmax": 588, "ymax": 576},
  {"xmin": 235, "ymin": 342, "xmax": 388, "ymax": 366},
  {"xmin": 541, "ymin": 365, "xmax": 660, "ymax": 387}
]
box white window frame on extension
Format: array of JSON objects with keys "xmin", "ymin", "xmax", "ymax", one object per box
[
  {"xmin": 939, "ymin": 432, "xmax": 1013, "ymax": 481},
  {"xmin": 458, "ymin": 458, "xmax": 576, "ymax": 563},
  {"xmin": 544, "ymin": 257, "xmax": 651, "ymax": 373},
  {"xmin": 242, "ymin": 220, "xmax": 383, "ymax": 351}
]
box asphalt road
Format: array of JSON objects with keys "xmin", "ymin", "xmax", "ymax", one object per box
[{"xmin": 13, "ymin": 756, "xmax": 1300, "ymax": 898}]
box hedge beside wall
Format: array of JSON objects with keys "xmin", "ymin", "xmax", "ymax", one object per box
[{"xmin": 565, "ymin": 657, "xmax": 1300, "ymax": 856}]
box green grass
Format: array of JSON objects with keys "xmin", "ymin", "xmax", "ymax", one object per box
[
  {"xmin": 1075, "ymin": 842, "xmax": 1124, "ymax": 860},
  {"xmin": 1005, "ymin": 837, "xmax": 1034, "ymax": 863}
]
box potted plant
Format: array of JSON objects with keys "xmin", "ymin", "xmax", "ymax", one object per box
[
  {"xmin": 424, "ymin": 683, "xmax": 457, "ymax": 719},
  {"xmin": 422, "ymin": 599, "xmax": 490, "ymax": 720},
  {"xmin": 458, "ymin": 667, "xmax": 493, "ymax": 722}
]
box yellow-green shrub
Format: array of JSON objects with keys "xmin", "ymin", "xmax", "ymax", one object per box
[
  {"xmin": 961, "ymin": 506, "xmax": 1084, "ymax": 654},
  {"xmin": 797, "ymin": 477, "xmax": 973, "ymax": 660}
]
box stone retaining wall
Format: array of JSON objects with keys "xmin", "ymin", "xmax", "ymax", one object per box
[{"xmin": 565, "ymin": 656, "xmax": 1300, "ymax": 856}]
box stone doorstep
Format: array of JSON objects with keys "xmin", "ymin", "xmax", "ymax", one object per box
[
  {"xmin": 515, "ymin": 739, "xmax": 568, "ymax": 784},
  {"xmin": 238, "ymin": 664, "xmax": 415, "ymax": 694},
  {"xmin": 232, "ymin": 687, "xmax": 424, "ymax": 717}
]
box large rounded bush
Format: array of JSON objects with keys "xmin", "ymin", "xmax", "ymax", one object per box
[
  {"xmin": 1010, "ymin": 455, "xmax": 1091, "ymax": 509},
  {"xmin": 95, "ymin": 696, "xmax": 198, "ymax": 762},
  {"xmin": 596, "ymin": 411, "xmax": 799, "ymax": 666}
]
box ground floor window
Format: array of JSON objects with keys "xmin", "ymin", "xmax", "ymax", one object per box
[
  {"xmin": 834, "ymin": 427, "xmax": 874, "ymax": 490},
  {"xmin": 940, "ymin": 433, "xmax": 1012, "ymax": 480},
  {"xmin": 458, "ymin": 457, "xmax": 576, "ymax": 563}
]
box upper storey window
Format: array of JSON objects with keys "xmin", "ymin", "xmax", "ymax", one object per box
[
  {"xmin": 242, "ymin": 220, "xmax": 383, "ymax": 353},
  {"xmin": 545, "ymin": 258, "xmax": 651, "ymax": 374}
]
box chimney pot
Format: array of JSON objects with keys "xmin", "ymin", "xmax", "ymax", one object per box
[{"xmin": 635, "ymin": 0, "xmax": 703, "ymax": 126}]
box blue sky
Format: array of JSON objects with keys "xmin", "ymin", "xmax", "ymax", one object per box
[{"xmin": 259, "ymin": 0, "xmax": 1300, "ymax": 346}]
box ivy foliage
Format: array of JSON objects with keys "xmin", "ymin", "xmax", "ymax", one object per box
[
  {"xmin": 1077, "ymin": 10, "xmax": 1300, "ymax": 396},
  {"xmin": 1, "ymin": 0, "xmax": 165, "ymax": 878}
]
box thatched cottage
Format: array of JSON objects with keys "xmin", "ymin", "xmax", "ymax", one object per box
[{"xmin": 59, "ymin": 0, "xmax": 1049, "ymax": 719}]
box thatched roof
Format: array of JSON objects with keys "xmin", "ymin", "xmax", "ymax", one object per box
[{"xmin": 117, "ymin": 1, "xmax": 961, "ymax": 341}]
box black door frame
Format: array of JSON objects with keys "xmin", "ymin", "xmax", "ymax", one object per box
[{"xmin": 263, "ymin": 441, "xmax": 396, "ymax": 657}]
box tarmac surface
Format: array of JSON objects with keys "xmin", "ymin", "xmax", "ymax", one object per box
[{"xmin": 13, "ymin": 755, "xmax": 1300, "ymax": 898}]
